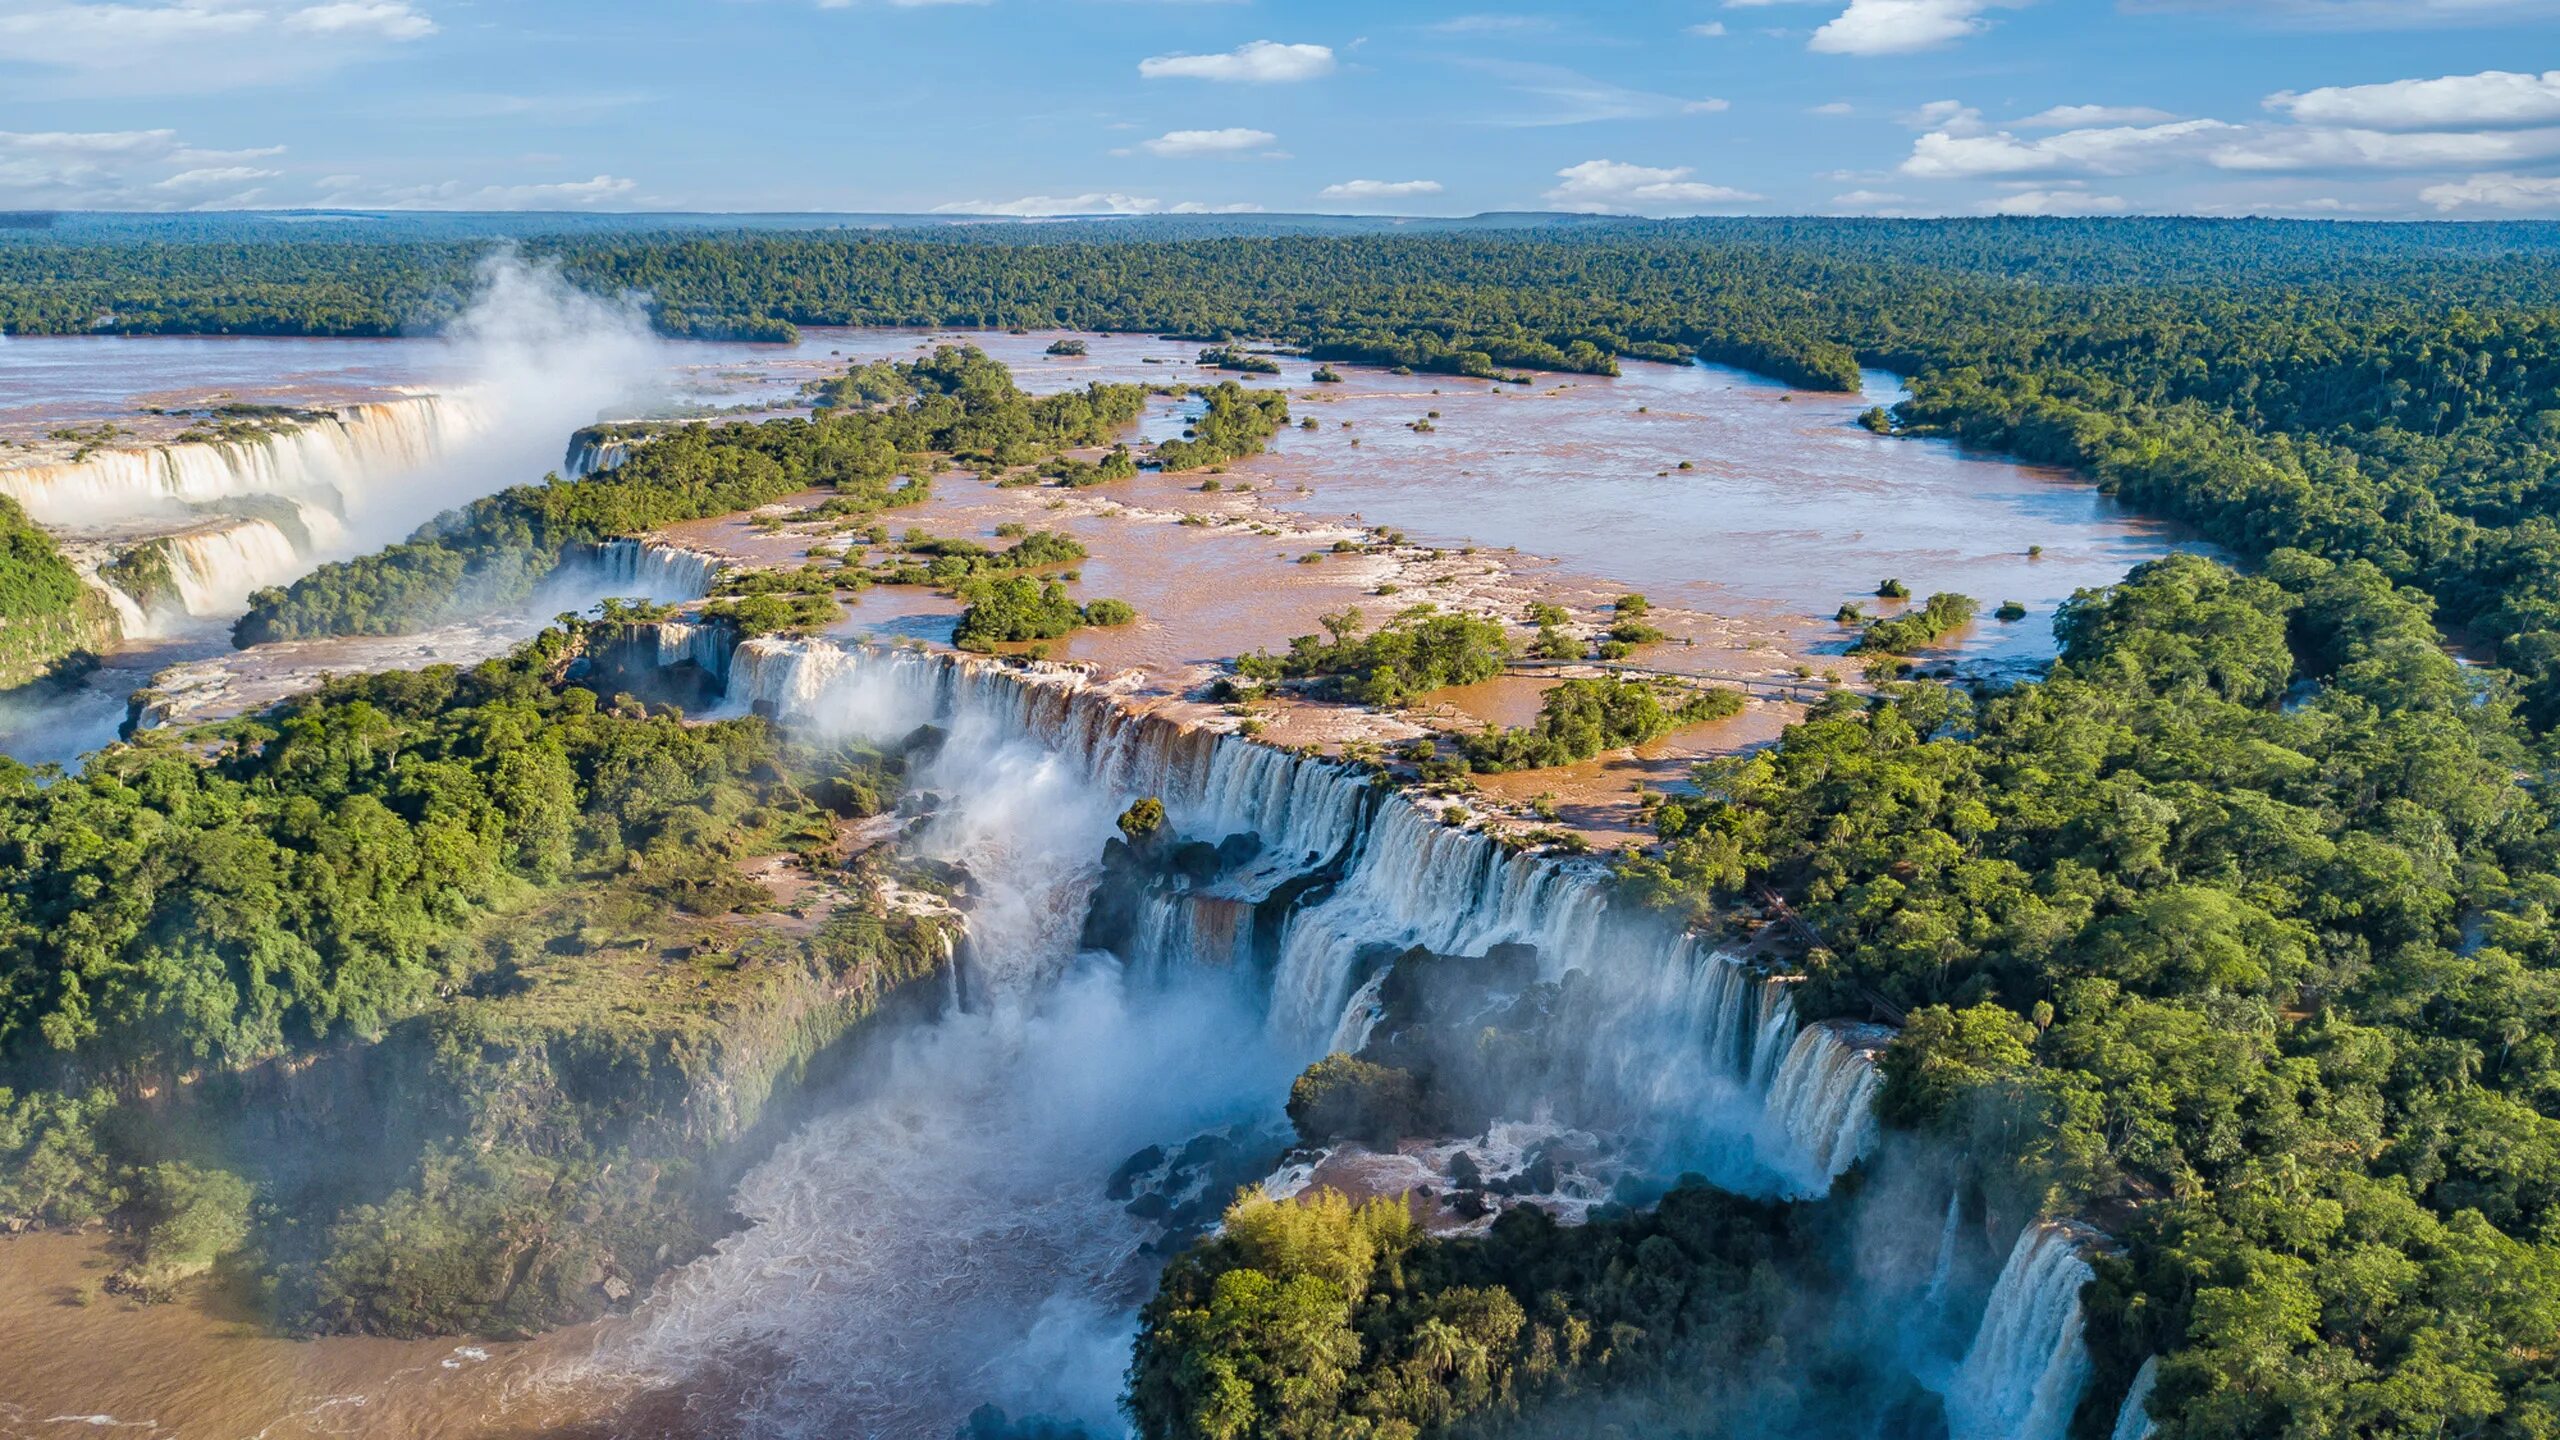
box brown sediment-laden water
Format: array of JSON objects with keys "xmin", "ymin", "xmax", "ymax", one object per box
[{"xmin": 0, "ymin": 325, "xmax": 2189, "ymax": 1439}]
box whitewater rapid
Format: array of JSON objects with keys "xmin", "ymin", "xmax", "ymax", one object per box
[{"xmin": 555, "ymin": 633, "xmax": 2042, "ymax": 1438}]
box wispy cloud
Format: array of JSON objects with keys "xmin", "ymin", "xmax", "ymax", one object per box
[
  {"xmin": 1320, "ymin": 178, "xmax": 1445, "ymax": 200},
  {"xmin": 1137, "ymin": 39, "xmax": 1335, "ymax": 82},
  {"xmin": 1459, "ymin": 59, "xmax": 1728, "ymax": 126},
  {"xmin": 0, "ymin": 0, "xmax": 436, "ymax": 94}
]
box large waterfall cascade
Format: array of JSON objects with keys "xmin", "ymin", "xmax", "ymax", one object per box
[
  {"xmin": 714, "ymin": 633, "xmax": 1884, "ymax": 1195},
  {"xmin": 586, "ymin": 625, "xmax": 2131, "ymax": 1437},
  {"xmin": 0, "ymin": 397, "xmax": 472, "ymax": 525},
  {"xmin": 1, "ymin": 396, "xmax": 479, "ymax": 633},
  {"xmin": 1946, "ymin": 1220, "xmax": 2103, "ymax": 1440},
  {"xmin": 554, "ymin": 538, "xmax": 725, "ymax": 606}
]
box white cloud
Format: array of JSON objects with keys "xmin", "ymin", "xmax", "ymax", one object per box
[
  {"xmin": 2207, "ymin": 125, "xmax": 2560, "ymax": 171},
  {"xmin": 283, "ymin": 0, "xmax": 430, "ymax": 35},
  {"xmin": 2267, "ymin": 69, "xmax": 2560, "ymax": 131},
  {"xmin": 1320, "ymin": 178, "xmax": 1444, "ymax": 200},
  {"xmin": 1138, "ymin": 127, "xmax": 1277, "ymax": 157},
  {"xmin": 0, "ymin": 0, "xmax": 435, "ymax": 92},
  {"xmin": 1687, "ymin": 20, "xmax": 1727, "ymax": 34},
  {"xmin": 1903, "ymin": 99, "xmax": 1984, "ymax": 131},
  {"xmin": 1810, "ymin": 101, "xmax": 1856, "ymax": 116},
  {"xmin": 932, "ymin": 192, "xmax": 1165, "ymax": 216},
  {"xmin": 1808, "ymin": 0, "xmax": 2014, "ymax": 55},
  {"xmin": 2017, "ymin": 104, "xmax": 2177, "ymax": 128},
  {"xmin": 1167, "ymin": 201, "xmax": 1264, "ymax": 213},
  {"xmin": 0, "ymin": 127, "xmax": 292, "ymax": 208},
  {"xmin": 1980, "ymin": 187, "xmax": 2129, "ymax": 215},
  {"xmin": 1831, "ymin": 188, "xmax": 1910, "ymax": 205},
  {"xmin": 314, "ymin": 173, "xmax": 642, "ymax": 209},
  {"xmin": 1137, "ymin": 39, "xmax": 1334, "ymax": 82},
  {"xmin": 1543, "ymin": 158, "xmax": 1762, "ymax": 213},
  {"xmin": 1903, "ymin": 118, "xmax": 2237, "ymax": 178},
  {"xmin": 2420, "ymin": 171, "xmax": 2560, "ymax": 209}
]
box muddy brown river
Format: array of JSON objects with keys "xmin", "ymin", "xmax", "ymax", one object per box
[{"xmin": 0, "ymin": 326, "xmax": 2202, "ymax": 1437}]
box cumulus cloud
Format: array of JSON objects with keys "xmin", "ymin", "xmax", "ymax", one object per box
[
  {"xmin": 1808, "ymin": 0, "xmax": 2016, "ymax": 55},
  {"xmin": 1543, "ymin": 159, "xmax": 1762, "ymax": 213},
  {"xmin": 1137, "ymin": 39, "xmax": 1334, "ymax": 82},
  {"xmin": 1319, "ymin": 178, "xmax": 1444, "ymax": 200},
  {"xmin": 1688, "ymin": 21, "xmax": 1728, "ymax": 34},
  {"xmin": 2420, "ymin": 171, "xmax": 2560, "ymax": 209},
  {"xmin": 2017, "ymin": 104, "xmax": 2178, "ymax": 128},
  {"xmin": 1137, "ymin": 127, "xmax": 1277, "ymax": 157},
  {"xmin": 2267, "ymin": 69, "xmax": 2560, "ymax": 131},
  {"xmin": 0, "ymin": 0, "xmax": 435, "ymax": 92},
  {"xmin": 0, "ymin": 127, "xmax": 289, "ymax": 208},
  {"xmin": 1903, "ymin": 118, "xmax": 2237, "ymax": 178}
]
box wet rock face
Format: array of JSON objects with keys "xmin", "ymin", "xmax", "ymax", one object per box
[{"xmin": 1107, "ymin": 1121, "xmax": 1293, "ymax": 1254}]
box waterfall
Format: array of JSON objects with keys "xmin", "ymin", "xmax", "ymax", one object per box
[
  {"xmin": 160, "ymin": 519, "xmax": 307, "ymax": 617},
  {"xmin": 2109, "ymin": 1356, "xmax": 2160, "ymax": 1440},
  {"xmin": 1764, "ymin": 1021, "xmax": 1890, "ymax": 1185},
  {"xmin": 553, "ymin": 538, "xmax": 723, "ymax": 605},
  {"xmin": 0, "ymin": 397, "xmax": 473, "ymax": 526},
  {"xmin": 695, "ymin": 633, "xmax": 1885, "ymax": 1196},
  {"xmin": 1327, "ymin": 969, "xmax": 1390, "ymax": 1055},
  {"xmin": 1947, "ymin": 1221, "xmax": 2100, "ymax": 1440},
  {"xmin": 1925, "ymin": 1188, "xmax": 1965, "ymax": 1310},
  {"xmin": 565, "ymin": 432, "xmax": 637, "ymax": 477}
]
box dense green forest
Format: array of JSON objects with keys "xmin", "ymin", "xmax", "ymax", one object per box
[
  {"xmin": 0, "ymin": 616, "xmax": 949, "ymax": 1332},
  {"xmin": 22, "ymin": 220, "xmax": 2560, "ymax": 728},
  {"xmin": 13, "ymin": 218, "xmax": 2560, "ymax": 1429},
  {"xmin": 234, "ymin": 345, "xmax": 1141, "ymax": 643},
  {"xmin": 1617, "ymin": 551, "xmax": 2560, "ymax": 1438},
  {"xmin": 0, "ymin": 495, "xmax": 118, "ymax": 687}
]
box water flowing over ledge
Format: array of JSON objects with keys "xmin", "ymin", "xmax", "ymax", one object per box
[
  {"xmin": 0, "ymin": 396, "xmax": 474, "ymax": 526},
  {"xmin": 1947, "ymin": 1220, "xmax": 2104, "ymax": 1440},
  {"xmin": 696, "ymin": 631, "xmax": 1885, "ymax": 1198}
]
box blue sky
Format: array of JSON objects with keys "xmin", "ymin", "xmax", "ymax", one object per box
[{"xmin": 2, "ymin": 0, "xmax": 2558, "ymax": 218}]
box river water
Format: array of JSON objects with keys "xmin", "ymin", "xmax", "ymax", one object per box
[{"xmin": 0, "ymin": 326, "xmax": 2187, "ymax": 1437}]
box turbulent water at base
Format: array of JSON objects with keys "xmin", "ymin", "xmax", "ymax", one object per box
[
  {"xmin": 1946, "ymin": 1221, "xmax": 2100, "ymax": 1440},
  {"xmin": 554, "ymin": 634, "xmax": 1911, "ymax": 1436}
]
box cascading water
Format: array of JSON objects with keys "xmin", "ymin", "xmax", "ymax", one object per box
[
  {"xmin": 715, "ymin": 635, "xmax": 1883, "ymax": 1192},
  {"xmin": 575, "ymin": 632, "xmax": 2053, "ymax": 1437},
  {"xmin": 158, "ymin": 519, "xmax": 310, "ymax": 617},
  {"xmin": 543, "ymin": 538, "xmax": 723, "ymax": 608},
  {"xmin": 0, "ymin": 398, "xmax": 474, "ymax": 527},
  {"xmin": 2109, "ymin": 1355, "xmax": 2160, "ymax": 1440},
  {"xmin": 578, "ymin": 632, "xmax": 1302, "ymax": 1438},
  {"xmin": 1946, "ymin": 1221, "xmax": 2100, "ymax": 1440},
  {"xmin": 1764, "ymin": 1021, "xmax": 1890, "ymax": 1184}
]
